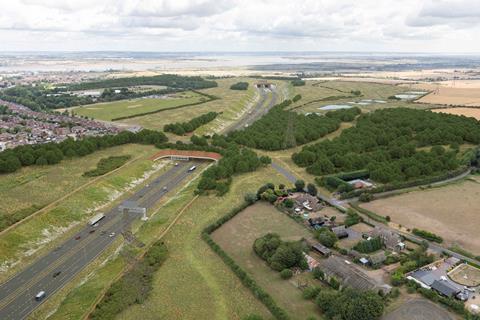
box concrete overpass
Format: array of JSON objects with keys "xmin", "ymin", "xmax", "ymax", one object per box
[{"xmin": 149, "ymin": 149, "xmax": 222, "ymax": 162}]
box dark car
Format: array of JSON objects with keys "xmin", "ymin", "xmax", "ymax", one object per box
[
  {"xmin": 75, "ymin": 235, "xmax": 81, "ymax": 240},
  {"xmin": 53, "ymin": 271, "xmax": 61, "ymax": 278},
  {"xmin": 89, "ymin": 229, "xmax": 95, "ymax": 234}
]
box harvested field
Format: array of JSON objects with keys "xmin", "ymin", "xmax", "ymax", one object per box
[
  {"xmin": 361, "ymin": 180, "xmax": 480, "ymax": 254},
  {"xmin": 212, "ymin": 202, "xmax": 321, "ymax": 319},
  {"xmin": 382, "ymin": 298, "xmax": 456, "ymax": 320},
  {"xmin": 448, "ymin": 263, "xmax": 480, "ymax": 287},
  {"xmin": 417, "ymin": 87, "xmax": 480, "ymax": 107},
  {"xmin": 432, "ymin": 107, "xmax": 480, "ymax": 120}
]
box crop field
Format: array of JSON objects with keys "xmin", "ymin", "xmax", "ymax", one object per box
[
  {"xmin": 360, "ymin": 179, "xmax": 480, "ymax": 254},
  {"xmin": 431, "ymin": 107, "xmax": 480, "ymax": 120},
  {"xmin": 211, "ymin": 202, "xmax": 321, "ymax": 319},
  {"xmin": 417, "ymin": 87, "xmax": 480, "ymax": 107},
  {"xmin": 0, "ymin": 144, "xmax": 163, "ymax": 282},
  {"xmin": 288, "ymin": 80, "xmax": 425, "ymax": 114},
  {"xmin": 448, "ymin": 263, "xmax": 480, "ymax": 287},
  {"xmin": 114, "ymin": 166, "xmax": 293, "ymax": 320},
  {"xmin": 73, "ymin": 91, "xmax": 204, "ymax": 121},
  {"xmin": 119, "ymin": 78, "xmax": 257, "ymax": 135}
]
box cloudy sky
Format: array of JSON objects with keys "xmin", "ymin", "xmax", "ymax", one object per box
[{"xmin": 1, "ymin": 0, "xmax": 480, "ymax": 52}]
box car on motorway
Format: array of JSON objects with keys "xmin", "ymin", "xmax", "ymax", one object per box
[
  {"xmin": 89, "ymin": 229, "xmax": 95, "ymax": 234},
  {"xmin": 163, "ymin": 186, "xmax": 168, "ymax": 191},
  {"xmin": 35, "ymin": 291, "xmax": 46, "ymax": 301},
  {"xmin": 175, "ymin": 162, "xmax": 179, "ymax": 166},
  {"xmin": 109, "ymin": 232, "xmax": 116, "ymax": 237},
  {"xmin": 188, "ymin": 165, "xmax": 197, "ymax": 172},
  {"xmin": 53, "ymin": 271, "xmax": 61, "ymax": 278},
  {"xmin": 75, "ymin": 235, "xmax": 81, "ymax": 240}
]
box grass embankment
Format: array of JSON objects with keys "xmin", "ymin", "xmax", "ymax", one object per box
[
  {"xmin": 0, "ymin": 145, "xmax": 162, "ymax": 282},
  {"xmin": 73, "ymin": 91, "xmax": 204, "ymax": 121}
]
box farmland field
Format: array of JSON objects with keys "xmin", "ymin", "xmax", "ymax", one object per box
[
  {"xmin": 360, "ymin": 179, "xmax": 480, "ymax": 254},
  {"xmin": 211, "ymin": 202, "xmax": 322, "ymax": 319},
  {"xmin": 288, "ymin": 80, "xmax": 427, "ymax": 115},
  {"xmin": 73, "ymin": 91, "xmax": 204, "ymax": 121},
  {"xmin": 417, "ymin": 87, "xmax": 480, "ymax": 107},
  {"xmin": 431, "ymin": 107, "xmax": 480, "ymax": 120},
  {"xmin": 119, "ymin": 78, "xmax": 257, "ymax": 135}
]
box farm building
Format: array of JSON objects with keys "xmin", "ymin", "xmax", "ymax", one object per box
[
  {"xmin": 331, "ymin": 225, "xmax": 348, "ymax": 239},
  {"xmin": 311, "ymin": 243, "xmax": 331, "ymax": 257},
  {"xmin": 366, "ymin": 227, "xmax": 404, "ymax": 251},
  {"xmin": 431, "ymin": 280, "xmax": 461, "ymax": 298},
  {"xmin": 318, "ymin": 255, "xmax": 391, "ymax": 294}
]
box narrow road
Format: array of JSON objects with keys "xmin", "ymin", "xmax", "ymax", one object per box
[
  {"xmin": 0, "ymin": 160, "xmax": 203, "ymax": 320},
  {"xmin": 270, "ymin": 161, "xmax": 480, "ymax": 265}
]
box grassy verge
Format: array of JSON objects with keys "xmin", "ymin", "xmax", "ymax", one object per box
[{"xmin": 350, "ymin": 203, "xmax": 388, "ymax": 224}]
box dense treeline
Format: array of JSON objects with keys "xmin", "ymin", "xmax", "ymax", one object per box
[
  {"xmin": 0, "ymin": 129, "xmax": 167, "ymax": 174},
  {"xmin": 90, "ymin": 241, "xmax": 168, "ymax": 320},
  {"xmin": 230, "ymin": 82, "xmax": 249, "ymax": 90},
  {"xmin": 83, "ymin": 155, "xmax": 131, "ymax": 177},
  {"xmin": 228, "ymin": 99, "xmax": 360, "ymax": 150},
  {"xmin": 164, "ymin": 112, "xmax": 220, "ymax": 135},
  {"xmin": 293, "ymin": 108, "xmax": 480, "ymax": 184},
  {"xmin": 253, "ymin": 233, "xmax": 308, "ymax": 271},
  {"xmin": 196, "ymin": 135, "xmax": 271, "ymax": 195},
  {"xmin": 67, "ymin": 74, "xmax": 218, "ymax": 91},
  {"xmin": 202, "ymin": 202, "xmax": 290, "ymax": 320}
]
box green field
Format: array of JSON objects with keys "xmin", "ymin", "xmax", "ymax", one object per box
[
  {"xmin": 73, "ymin": 91, "xmax": 204, "ymax": 121},
  {"xmin": 212, "ymin": 202, "xmax": 322, "ymax": 319},
  {"xmin": 289, "ymin": 80, "xmax": 431, "ymax": 114},
  {"xmin": 120, "ymin": 78, "xmax": 257, "ymax": 135},
  {"xmin": 0, "ymin": 144, "xmax": 163, "ymax": 282}
]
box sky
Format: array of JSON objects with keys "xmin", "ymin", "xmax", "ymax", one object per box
[{"xmin": 1, "ymin": 0, "xmax": 480, "ymax": 52}]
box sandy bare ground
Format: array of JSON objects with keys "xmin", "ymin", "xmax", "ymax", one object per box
[
  {"xmin": 432, "ymin": 107, "xmax": 480, "ymax": 120},
  {"xmin": 417, "ymin": 87, "xmax": 480, "ymax": 106},
  {"xmin": 361, "ymin": 180, "xmax": 480, "ymax": 255}
]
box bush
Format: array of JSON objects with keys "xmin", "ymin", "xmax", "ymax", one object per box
[
  {"xmin": 295, "ymin": 179, "xmax": 305, "ymax": 191},
  {"xmin": 254, "ymin": 233, "xmax": 308, "ymax": 271},
  {"xmin": 315, "ymin": 228, "xmax": 338, "ymax": 248},
  {"xmin": 83, "ymin": 155, "xmax": 131, "ymax": 177},
  {"xmin": 312, "ymin": 267, "xmax": 324, "ymax": 280},
  {"xmin": 291, "ymin": 79, "xmax": 306, "ymax": 86},
  {"xmin": 359, "ymin": 193, "xmax": 374, "ymax": 202},
  {"xmin": 353, "ymin": 236, "xmax": 383, "ymax": 253},
  {"xmin": 230, "ymin": 82, "xmax": 249, "ymax": 90},
  {"xmin": 302, "ymin": 286, "xmax": 321, "ymax": 300},
  {"xmin": 280, "ymin": 269, "xmax": 293, "ymax": 279}
]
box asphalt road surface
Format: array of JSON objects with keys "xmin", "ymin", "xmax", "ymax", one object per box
[
  {"xmin": 0, "ymin": 160, "xmax": 203, "ymax": 320},
  {"xmin": 223, "ymin": 86, "xmax": 278, "ymax": 134}
]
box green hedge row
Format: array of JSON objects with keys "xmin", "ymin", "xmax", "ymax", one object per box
[
  {"xmin": 111, "ymin": 90, "xmax": 218, "ymax": 121},
  {"xmin": 83, "ymin": 155, "xmax": 131, "ymax": 177},
  {"xmin": 350, "ymin": 203, "xmax": 388, "ymax": 224},
  {"xmin": 202, "ymin": 201, "xmax": 290, "ymax": 320},
  {"xmin": 339, "ymin": 166, "xmax": 469, "ymax": 199},
  {"xmin": 412, "ymin": 228, "xmax": 443, "ymax": 243}
]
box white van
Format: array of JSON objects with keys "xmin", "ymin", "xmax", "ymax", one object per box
[
  {"xmin": 188, "ymin": 165, "xmax": 197, "ymax": 172},
  {"xmin": 35, "ymin": 291, "xmax": 46, "ymax": 301}
]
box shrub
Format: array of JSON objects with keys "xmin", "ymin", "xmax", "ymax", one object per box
[
  {"xmin": 83, "ymin": 155, "xmax": 131, "ymax": 177},
  {"xmin": 412, "ymin": 228, "xmax": 443, "ymax": 243},
  {"xmin": 315, "ymin": 228, "xmax": 338, "ymax": 248},
  {"xmin": 312, "ymin": 267, "xmax": 324, "ymax": 280},
  {"xmin": 280, "ymin": 269, "xmax": 293, "ymax": 279},
  {"xmin": 302, "ymin": 286, "xmax": 321, "ymax": 300},
  {"xmin": 353, "ymin": 236, "xmax": 383, "ymax": 253}
]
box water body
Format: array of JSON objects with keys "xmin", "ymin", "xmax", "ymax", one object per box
[{"xmin": 319, "ymin": 105, "xmax": 354, "ymax": 110}]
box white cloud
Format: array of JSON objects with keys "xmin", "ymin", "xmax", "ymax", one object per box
[{"xmin": 0, "ymin": 0, "xmax": 479, "ymax": 51}]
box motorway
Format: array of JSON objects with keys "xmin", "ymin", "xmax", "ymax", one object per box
[
  {"xmin": 0, "ymin": 160, "xmax": 203, "ymax": 320},
  {"xmin": 223, "ymin": 86, "xmax": 278, "ymax": 134}
]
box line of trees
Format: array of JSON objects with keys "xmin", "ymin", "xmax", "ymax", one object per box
[
  {"xmin": 353, "ymin": 236, "xmax": 383, "ymax": 253},
  {"xmin": 227, "ymin": 99, "xmax": 360, "ymax": 150},
  {"xmin": 0, "ymin": 129, "xmax": 167, "ymax": 174},
  {"xmin": 90, "ymin": 241, "xmax": 168, "ymax": 320},
  {"xmin": 230, "ymin": 82, "xmax": 249, "ymax": 90},
  {"xmin": 164, "ymin": 112, "xmax": 220, "ymax": 135},
  {"xmin": 67, "ymin": 74, "xmax": 218, "ymax": 91},
  {"xmin": 293, "ymin": 108, "xmax": 480, "ymax": 184}
]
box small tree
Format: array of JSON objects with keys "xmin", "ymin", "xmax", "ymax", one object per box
[
  {"xmin": 280, "ymin": 269, "xmax": 293, "ymax": 279},
  {"xmin": 313, "ymin": 267, "xmax": 324, "ymax": 280},
  {"xmin": 244, "ymin": 193, "xmax": 258, "ymax": 204},
  {"xmin": 307, "ymin": 183, "xmax": 318, "ymax": 196},
  {"xmin": 284, "ymin": 198, "xmax": 294, "ymax": 208},
  {"xmin": 295, "ymin": 179, "xmax": 305, "ymax": 192}
]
